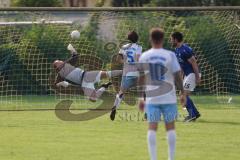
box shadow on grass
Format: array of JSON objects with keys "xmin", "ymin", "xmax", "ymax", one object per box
[
  {"xmin": 197, "ymin": 119, "xmax": 240, "ymax": 126},
  {"xmin": 55, "ymin": 92, "xmax": 115, "ymax": 121}
]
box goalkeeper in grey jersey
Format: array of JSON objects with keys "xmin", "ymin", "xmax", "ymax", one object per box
[{"xmin": 53, "ymin": 44, "xmax": 122, "ymax": 102}]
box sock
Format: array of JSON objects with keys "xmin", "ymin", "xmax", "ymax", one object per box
[
  {"xmin": 167, "ymin": 130, "xmax": 176, "ymax": 160},
  {"xmin": 95, "ymin": 87, "xmax": 106, "ymax": 98},
  {"xmin": 113, "ymin": 93, "xmax": 123, "ymax": 109},
  {"xmin": 107, "ymin": 70, "xmax": 122, "ymax": 78},
  {"xmin": 187, "ymin": 96, "xmax": 200, "ymax": 115},
  {"xmin": 186, "ymin": 96, "xmax": 199, "ymax": 117},
  {"xmin": 147, "ymin": 130, "xmax": 157, "ymax": 160}
]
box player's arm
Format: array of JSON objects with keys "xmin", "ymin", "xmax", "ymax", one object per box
[
  {"xmin": 174, "ymin": 71, "xmax": 187, "ymax": 107},
  {"xmin": 135, "ymin": 46, "xmax": 142, "ymax": 62},
  {"xmin": 188, "ymin": 56, "xmax": 201, "ymax": 84},
  {"xmin": 65, "ymin": 44, "xmax": 79, "ymax": 66},
  {"xmin": 116, "ymin": 47, "xmax": 125, "ymax": 64},
  {"xmin": 54, "ymin": 74, "xmax": 64, "ymax": 85},
  {"xmin": 137, "ymin": 55, "xmax": 146, "ymax": 101},
  {"xmin": 137, "ymin": 69, "xmax": 146, "ymax": 112},
  {"xmin": 116, "ymin": 54, "xmax": 124, "ymax": 64},
  {"xmin": 54, "ymin": 74, "xmax": 70, "ymax": 88},
  {"xmin": 172, "ymin": 52, "xmax": 186, "ymax": 107},
  {"xmin": 68, "ymin": 53, "xmax": 79, "ymax": 66}
]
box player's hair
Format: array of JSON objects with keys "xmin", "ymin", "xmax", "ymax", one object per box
[
  {"xmin": 150, "ymin": 28, "xmax": 164, "ymax": 44},
  {"xmin": 171, "ymin": 32, "xmax": 184, "ymax": 42},
  {"xmin": 53, "ymin": 60, "xmax": 59, "ymax": 69},
  {"xmin": 128, "ymin": 31, "xmax": 139, "ymax": 43}
]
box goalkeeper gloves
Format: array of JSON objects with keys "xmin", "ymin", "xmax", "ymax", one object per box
[
  {"xmin": 67, "ymin": 44, "xmax": 77, "ymax": 54},
  {"xmin": 56, "ymin": 81, "xmax": 69, "ymax": 88}
]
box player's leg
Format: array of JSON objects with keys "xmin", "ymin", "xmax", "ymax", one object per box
[
  {"xmin": 148, "ymin": 122, "xmax": 158, "ymax": 160},
  {"xmin": 100, "ymin": 70, "xmax": 122, "ymax": 79},
  {"xmin": 82, "ymin": 71, "xmax": 111, "ymax": 101},
  {"xmin": 165, "ymin": 122, "xmax": 176, "ymax": 160},
  {"xmin": 146, "ymin": 104, "xmax": 161, "ymax": 160},
  {"xmin": 110, "ymin": 89, "xmax": 125, "ymax": 121},
  {"xmin": 183, "ymin": 73, "xmax": 201, "ymax": 122},
  {"xmin": 185, "ymin": 91, "xmax": 200, "ymax": 121},
  {"xmin": 110, "ymin": 76, "xmax": 137, "ymax": 121},
  {"xmin": 162, "ymin": 104, "xmax": 178, "ymax": 160}
]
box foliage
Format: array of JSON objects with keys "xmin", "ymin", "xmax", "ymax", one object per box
[
  {"xmin": 11, "ymin": 0, "xmax": 63, "ymax": 7},
  {"xmin": 0, "ymin": 9, "xmax": 239, "ymax": 94},
  {"xmin": 112, "ymin": 0, "xmax": 240, "ymax": 6},
  {"xmin": 151, "ymin": 0, "xmax": 240, "ymax": 6}
]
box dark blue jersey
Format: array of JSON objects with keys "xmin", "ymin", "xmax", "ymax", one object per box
[{"xmin": 175, "ymin": 44, "xmax": 194, "ymax": 76}]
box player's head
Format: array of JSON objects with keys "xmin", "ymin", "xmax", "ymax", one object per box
[
  {"xmin": 53, "ymin": 60, "xmax": 64, "ymax": 71},
  {"xmin": 150, "ymin": 28, "xmax": 164, "ymax": 47},
  {"xmin": 171, "ymin": 32, "xmax": 183, "ymax": 47},
  {"xmin": 128, "ymin": 31, "xmax": 139, "ymax": 43}
]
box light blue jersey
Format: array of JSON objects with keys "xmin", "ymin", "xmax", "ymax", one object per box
[
  {"xmin": 139, "ymin": 48, "xmax": 181, "ymax": 104},
  {"xmin": 119, "ymin": 43, "xmax": 142, "ymax": 77},
  {"xmin": 139, "ymin": 48, "xmax": 181, "ymax": 123},
  {"xmin": 119, "ymin": 43, "xmax": 142, "ymax": 89}
]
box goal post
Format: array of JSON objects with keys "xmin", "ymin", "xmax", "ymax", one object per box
[{"xmin": 0, "ymin": 7, "xmax": 239, "ymax": 110}]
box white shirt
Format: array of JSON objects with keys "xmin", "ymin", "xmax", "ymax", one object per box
[
  {"xmin": 119, "ymin": 43, "xmax": 142, "ymax": 77},
  {"xmin": 139, "ymin": 48, "xmax": 181, "ymax": 104}
]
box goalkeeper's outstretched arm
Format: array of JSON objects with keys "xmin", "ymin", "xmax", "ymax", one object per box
[
  {"xmin": 65, "ymin": 44, "xmax": 79, "ymax": 66},
  {"xmin": 53, "ymin": 44, "xmax": 79, "ymax": 87}
]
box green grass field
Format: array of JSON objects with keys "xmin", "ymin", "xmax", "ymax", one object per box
[{"xmin": 0, "ymin": 95, "xmax": 240, "ymax": 160}]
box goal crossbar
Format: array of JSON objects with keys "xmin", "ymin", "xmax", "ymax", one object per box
[{"xmin": 0, "ymin": 6, "xmax": 239, "ymax": 12}]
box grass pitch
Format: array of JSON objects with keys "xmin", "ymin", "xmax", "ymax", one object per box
[{"xmin": 0, "ymin": 96, "xmax": 240, "ymax": 160}]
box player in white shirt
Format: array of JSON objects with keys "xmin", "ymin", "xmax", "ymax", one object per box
[
  {"xmin": 53, "ymin": 44, "xmax": 122, "ymax": 102},
  {"xmin": 110, "ymin": 31, "xmax": 142, "ymax": 121},
  {"xmin": 138, "ymin": 28, "xmax": 186, "ymax": 160}
]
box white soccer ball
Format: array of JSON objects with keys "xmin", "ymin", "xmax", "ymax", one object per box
[{"xmin": 70, "ymin": 30, "xmax": 80, "ymax": 40}]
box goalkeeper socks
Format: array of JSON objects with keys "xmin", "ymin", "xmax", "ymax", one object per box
[
  {"xmin": 107, "ymin": 70, "xmax": 122, "ymax": 78},
  {"xmin": 147, "ymin": 130, "xmax": 157, "ymax": 160},
  {"xmin": 113, "ymin": 93, "xmax": 123, "ymax": 109},
  {"xmin": 167, "ymin": 130, "xmax": 176, "ymax": 160}
]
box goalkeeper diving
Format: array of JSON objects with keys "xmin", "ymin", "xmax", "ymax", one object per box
[{"xmin": 53, "ymin": 44, "xmax": 122, "ymax": 101}]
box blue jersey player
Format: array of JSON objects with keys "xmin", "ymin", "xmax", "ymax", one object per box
[{"xmin": 171, "ymin": 32, "xmax": 201, "ymax": 122}]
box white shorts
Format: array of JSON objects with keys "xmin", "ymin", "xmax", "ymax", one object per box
[
  {"xmin": 81, "ymin": 71, "xmax": 102, "ymax": 89},
  {"xmin": 183, "ymin": 73, "xmax": 196, "ymax": 91}
]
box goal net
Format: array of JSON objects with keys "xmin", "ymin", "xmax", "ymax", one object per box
[{"xmin": 0, "ymin": 8, "xmax": 239, "ymax": 111}]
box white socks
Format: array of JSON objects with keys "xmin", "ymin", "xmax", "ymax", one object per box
[
  {"xmin": 113, "ymin": 94, "xmax": 123, "ymax": 109},
  {"xmin": 167, "ymin": 130, "xmax": 176, "ymax": 160},
  {"xmin": 147, "ymin": 130, "xmax": 157, "ymax": 160},
  {"xmin": 147, "ymin": 129, "xmax": 176, "ymax": 160},
  {"xmin": 95, "ymin": 87, "xmax": 106, "ymax": 98}
]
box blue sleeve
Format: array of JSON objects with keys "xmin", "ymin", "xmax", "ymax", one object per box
[{"xmin": 183, "ymin": 45, "xmax": 194, "ymax": 60}]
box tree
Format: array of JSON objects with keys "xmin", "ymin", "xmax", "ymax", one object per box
[
  {"xmin": 12, "ymin": 0, "xmax": 63, "ymax": 7},
  {"xmin": 128, "ymin": 0, "xmax": 240, "ymax": 6},
  {"xmin": 112, "ymin": 0, "xmax": 149, "ymax": 7}
]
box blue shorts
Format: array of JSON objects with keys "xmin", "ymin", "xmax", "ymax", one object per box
[
  {"xmin": 146, "ymin": 103, "xmax": 178, "ymax": 123},
  {"xmin": 121, "ymin": 76, "xmax": 137, "ymax": 90}
]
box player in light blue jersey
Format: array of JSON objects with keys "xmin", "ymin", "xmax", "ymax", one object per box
[
  {"xmin": 110, "ymin": 31, "xmax": 142, "ymax": 121},
  {"xmin": 171, "ymin": 32, "xmax": 201, "ymax": 122},
  {"xmin": 139, "ymin": 28, "xmax": 186, "ymax": 160}
]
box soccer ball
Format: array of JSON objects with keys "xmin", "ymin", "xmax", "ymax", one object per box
[{"xmin": 70, "ymin": 30, "xmax": 80, "ymax": 39}]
